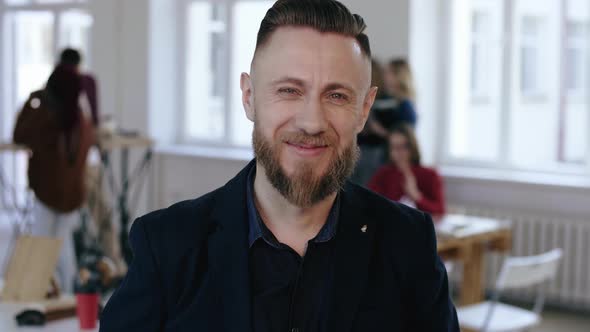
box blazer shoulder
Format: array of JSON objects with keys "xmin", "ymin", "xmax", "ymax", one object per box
[{"xmin": 135, "ymin": 187, "xmax": 223, "ymax": 248}]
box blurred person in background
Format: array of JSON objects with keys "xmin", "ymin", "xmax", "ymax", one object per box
[
  {"xmin": 13, "ymin": 63, "xmax": 96, "ymax": 293},
  {"xmin": 368, "ymin": 124, "xmax": 446, "ymax": 216},
  {"xmin": 351, "ymin": 58, "xmax": 417, "ymax": 186},
  {"xmin": 59, "ymin": 48, "xmax": 99, "ymax": 126},
  {"xmin": 384, "ymin": 57, "xmax": 417, "ymax": 125},
  {"xmin": 352, "ymin": 59, "xmax": 393, "ymax": 185}
]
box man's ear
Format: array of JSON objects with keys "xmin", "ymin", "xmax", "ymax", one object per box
[
  {"xmin": 356, "ymin": 86, "xmax": 378, "ymax": 133},
  {"xmin": 241, "ymin": 72, "xmax": 255, "ymax": 122}
]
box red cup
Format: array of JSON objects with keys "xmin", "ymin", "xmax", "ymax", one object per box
[{"xmin": 76, "ymin": 293, "xmax": 99, "ymax": 330}]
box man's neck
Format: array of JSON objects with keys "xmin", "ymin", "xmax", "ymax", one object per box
[{"xmin": 253, "ymin": 164, "xmax": 337, "ymax": 256}]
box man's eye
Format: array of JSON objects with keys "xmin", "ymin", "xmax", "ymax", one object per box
[
  {"xmin": 329, "ymin": 93, "xmax": 348, "ymax": 100},
  {"xmin": 279, "ymin": 88, "xmax": 298, "ymax": 95}
]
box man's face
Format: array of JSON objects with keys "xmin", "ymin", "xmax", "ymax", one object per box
[{"xmin": 241, "ymin": 27, "xmax": 377, "ymax": 207}]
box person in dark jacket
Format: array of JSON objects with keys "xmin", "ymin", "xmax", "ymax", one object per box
[
  {"xmin": 13, "ymin": 65, "xmax": 95, "ymax": 293},
  {"xmin": 100, "ymin": 1, "xmax": 458, "ymax": 331},
  {"xmin": 59, "ymin": 48, "xmax": 99, "ymax": 126}
]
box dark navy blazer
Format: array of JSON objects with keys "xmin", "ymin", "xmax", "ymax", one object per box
[{"xmin": 100, "ymin": 160, "xmax": 459, "ymax": 332}]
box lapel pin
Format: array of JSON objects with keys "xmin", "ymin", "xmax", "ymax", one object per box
[{"xmin": 361, "ymin": 225, "xmax": 368, "ymax": 233}]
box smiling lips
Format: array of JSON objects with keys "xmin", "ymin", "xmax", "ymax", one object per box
[{"xmin": 285, "ymin": 141, "xmax": 329, "ymax": 157}]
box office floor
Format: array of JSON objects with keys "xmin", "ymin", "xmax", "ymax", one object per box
[
  {"xmin": 535, "ymin": 309, "xmax": 590, "ymax": 332},
  {"xmin": 0, "ymin": 216, "xmax": 589, "ymax": 331}
]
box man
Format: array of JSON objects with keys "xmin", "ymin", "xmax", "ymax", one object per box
[{"xmin": 100, "ymin": 0, "xmax": 459, "ymax": 331}]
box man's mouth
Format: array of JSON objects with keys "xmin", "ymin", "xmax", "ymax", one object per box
[{"xmin": 285, "ymin": 141, "xmax": 329, "ymax": 156}]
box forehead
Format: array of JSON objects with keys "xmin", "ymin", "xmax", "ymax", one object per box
[{"xmin": 252, "ymin": 26, "xmax": 370, "ymax": 89}]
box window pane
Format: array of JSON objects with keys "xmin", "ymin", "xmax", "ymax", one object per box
[
  {"xmin": 472, "ymin": 11, "xmax": 488, "ymax": 34},
  {"xmin": 564, "ymin": 21, "xmax": 589, "ymax": 164},
  {"xmin": 470, "ymin": 42, "xmax": 478, "ymax": 92},
  {"xmin": 564, "ymin": 100, "xmax": 588, "ymax": 164},
  {"xmin": 567, "ymin": 21, "xmax": 588, "ymax": 37},
  {"xmin": 59, "ymin": 9, "xmax": 93, "ymax": 69},
  {"xmin": 13, "ymin": 11, "xmax": 55, "ymax": 106},
  {"xmin": 470, "ymin": 11, "xmax": 490, "ymax": 96},
  {"xmin": 510, "ymin": 1, "xmax": 561, "ymax": 168},
  {"xmin": 448, "ymin": 0, "xmax": 504, "ymax": 161},
  {"xmin": 519, "ymin": 16, "xmax": 541, "ymax": 95},
  {"xmin": 185, "ymin": 2, "xmax": 226, "ymax": 141},
  {"xmin": 520, "ymin": 45, "xmax": 537, "ymax": 93},
  {"xmin": 566, "ymin": 22, "xmax": 589, "ymax": 94},
  {"xmin": 521, "ymin": 16, "xmax": 539, "ymax": 36},
  {"xmin": 230, "ymin": 1, "xmax": 273, "ymax": 146},
  {"xmin": 566, "ymin": 47, "xmax": 581, "ymax": 91}
]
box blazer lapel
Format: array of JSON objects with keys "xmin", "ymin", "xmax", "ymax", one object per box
[
  {"xmin": 208, "ymin": 160, "xmax": 255, "ymax": 332},
  {"xmin": 327, "ymin": 184, "xmax": 375, "ymax": 332}
]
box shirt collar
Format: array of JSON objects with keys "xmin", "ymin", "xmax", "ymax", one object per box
[{"xmin": 246, "ymin": 165, "xmax": 340, "ymax": 248}]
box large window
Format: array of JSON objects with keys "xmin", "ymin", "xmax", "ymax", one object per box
[
  {"xmin": 0, "ymin": 0, "xmax": 92, "ymax": 206},
  {"xmin": 1, "ymin": 0, "xmax": 92, "ymax": 141},
  {"xmin": 445, "ymin": 0, "xmax": 590, "ymax": 173},
  {"xmin": 182, "ymin": 0, "xmax": 273, "ymax": 147}
]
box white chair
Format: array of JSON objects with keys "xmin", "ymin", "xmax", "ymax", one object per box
[{"xmin": 457, "ymin": 248, "xmax": 563, "ymax": 332}]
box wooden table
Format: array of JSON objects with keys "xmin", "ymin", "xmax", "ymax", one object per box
[{"xmin": 436, "ymin": 214, "xmax": 512, "ymax": 306}]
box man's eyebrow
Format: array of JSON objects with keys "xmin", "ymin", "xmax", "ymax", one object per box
[
  {"xmin": 322, "ymin": 82, "xmax": 355, "ymax": 93},
  {"xmin": 270, "ymin": 77, "xmax": 306, "ymax": 87},
  {"xmin": 270, "ymin": 78, "xmax": 356, "ymax": 94}
]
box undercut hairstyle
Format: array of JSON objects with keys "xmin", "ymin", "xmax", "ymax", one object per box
[{"xmin": 255, "ymin": 0, "xmax": 371, "ymax": 58}]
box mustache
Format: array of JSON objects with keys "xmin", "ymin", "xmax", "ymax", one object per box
[{"xmin": 279, "ymin": 132, "xmax": 336, "ymax": 147}]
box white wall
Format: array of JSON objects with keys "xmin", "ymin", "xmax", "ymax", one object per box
[
  {"xmin": 341, "ymin": 0, "xmax": 410, "ymax": 61},
  {"xmin": 90, "ymin": 0, "xmax": 152, "ymax": 218},
  {"xmin": 92, "ymin": 0, "xmax": 150, "ymax": 134}
]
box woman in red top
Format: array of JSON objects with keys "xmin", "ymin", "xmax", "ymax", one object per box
[{"xmin": 368, "ymin": 125, "xmax": 446, "ymax": 216}]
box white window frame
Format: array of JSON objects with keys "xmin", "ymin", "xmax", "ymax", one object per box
[
  {"xmin": 178, "ymin": 0, "xmax": 272, "ymax": 149},
  {"xmin": 0, "ymin": 0, "xmax": 92, "ymax": 140},
  {"xmin": 518, "ymin": 15, "xmax": 547, "ymax": 102},
  {"xmin": 440, "ymin": 0, "xmax": 590, "ymax": 176},
  {"xmin": 470, "ymin": 9, "xmax": 492, "ymax": 104},
  {"xmin": 178, "ymin": 0, "xmax": 229, "ymax": 147},
  {"xmin": 565, "ymin": 20, "xmax": 589, "ymax": 101}
]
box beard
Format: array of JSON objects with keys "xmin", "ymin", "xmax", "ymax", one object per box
[{"xmin": 252, "ymin": 122, "xmax": 359, "ymax": 208}]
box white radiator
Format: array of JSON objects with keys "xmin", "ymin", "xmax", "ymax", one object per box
[{"xmin": 448, "ymin": 205, "xmax": 590, "ymax": 311}]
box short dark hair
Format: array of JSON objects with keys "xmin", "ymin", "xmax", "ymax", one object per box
[
  {"xmin": 255, "ymin": 0, "xmax": 371, "ymax": 58},
  {"xmin": 59, "ymin": 48, "xmax": 82, "ymax": 66}
]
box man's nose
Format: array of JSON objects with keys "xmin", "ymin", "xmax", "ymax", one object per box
[{"xmin": 293, "ymin": 98, "xmax": 328, "ymax": 136}]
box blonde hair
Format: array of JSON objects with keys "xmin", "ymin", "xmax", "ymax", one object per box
[{"xmin": 388, "ymin": 58, "xmax": 416, "ymax": 101}]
